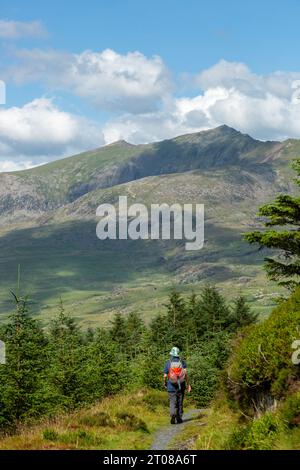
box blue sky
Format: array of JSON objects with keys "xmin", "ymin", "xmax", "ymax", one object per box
[
  {"xmin": 1, "ymin": 0, "xmax": 300, "ymax": 171},
  {"xmin": 2, "ymin": 0, "xmax": 300, "ymax": 74}
]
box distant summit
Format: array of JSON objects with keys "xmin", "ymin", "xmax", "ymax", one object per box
[{"xmin": 105, "ymin": 139, "xmax": 135, "ymax": 148}]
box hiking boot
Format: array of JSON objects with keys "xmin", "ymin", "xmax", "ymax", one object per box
[
  {"xmin": 176, "ymin": 416, "xmax": 183, "ymax": 424},
  {"xmin": 170, "ymin": 415, "xmax": 176, "ymax": 424}
]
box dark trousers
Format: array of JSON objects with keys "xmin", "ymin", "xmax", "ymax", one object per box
[{"xmin": 168, "ymin": 388, "xmax": 185, "ymax": 418}]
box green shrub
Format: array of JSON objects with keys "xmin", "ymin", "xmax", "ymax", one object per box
[
  {"xmin": 188, "ymin": 334, "xmax": 232, "ymax": 407},
  {"xmin": 247, "ymin": 413, "xmax": 284, "ymax": 450},
  {"xmin": 43, "ymin": 428, "xmax": 59, "ymax": 441},
  {"xmin": 115, "ymin": 412, "xmax": 149, "ymax": 433},
  {"xmin": 228, "ymin": 287, "xmax": 300, "ymax": 411},
  {"xmin": 225, "ymin": 424, "xmax": 249, "ymax": 450},
  {"xmin": 43, "ymin": 426, "xmax": 104, "ymax": 446},
  {"xmin": 281, "ymin": 392, "xmax": 300, "ymax": 427},
  {"xmin": 59, "ymin": 429, "xmax": 103, "ymax": 446},
  {"xmin": 188, "ymin": 353, "xmax": 219, "ymax": 407},
  {"xmin": 78, "ymin": 411, "xmax": 113, "ymax": 427},
  {"xmin": 226, "ymin": 412, "xmax": 284, "ymax": 450},
  {"xmin": 139, "ymin": 350, "xmax": 166, "ymax": 390}
]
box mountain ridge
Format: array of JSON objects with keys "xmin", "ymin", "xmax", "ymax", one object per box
[
  {"xmin": 0, "ymin": 126, "xmax": 288, "ymax": 223},
  {"xmin": 0, "ymin": 125, "xmax": 298, "ymax": 324},
  {"xmin": 0, "ymin": 124, "xmax": 269, "ymax": 177}
]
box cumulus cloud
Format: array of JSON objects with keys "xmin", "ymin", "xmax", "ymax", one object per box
[
  {"xmin": 0, "ymin": 98, "xmax": 104, "ymax": 171},
  {"xmin": 3, "ymin": 56, "xmax": 300, "ymax": 171},
  {"xmin": 0, "ymin": 19, "xmax": 46, "ymax": 39},
  {"xmin": 103, "ymin": 61, "xmax": 300, "ymax": 143},
  {"xmin": 7, "ymin": 49, "xmax": 300, "ymax": 141},
  {"xmin": 4, "ymin": 48, "xmax": 171, "ymax": 113},
  {"xmin": 195, "ymin": 59, "xmax": 300, "ymax": 99}
]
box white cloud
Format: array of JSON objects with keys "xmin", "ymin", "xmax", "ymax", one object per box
[
  {"xmin": 194, "ymin": 60, "xmax": 300, "ymax": 99},
  {"xmin": 0, "ymin": 19, "xmax": 46, "ymax": 39},
  {"xmin": 0, "ymin": 98, "xmax": 104, "ymax": 171},
  {"xmin": 103, "ymin": 61, "xmax": 300, "ymax": 143},
  {"xmin": 195, "ymin": 60, "xmax": 258, "ymax": 93},
  {"xmin": 3, "ymin": 57, "xmax": 300, "ymax": 170},
  {"xmin": 5, "ymin": 48, "xmax": 171, "ymax": 113},
  {"xmin": 0, "ymin": 159, "xmax": 39, "ymax": 172}
]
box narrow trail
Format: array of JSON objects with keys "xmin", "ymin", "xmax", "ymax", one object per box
[{"xmin": 150, "ymin": 409, "xmax": 205, "ymax": 450}]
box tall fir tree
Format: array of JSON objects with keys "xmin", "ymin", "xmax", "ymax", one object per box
[
  {"xmin": 230, "ymin": 296, "xmax": 258, "ymax": 330},
  {"xmin": 0, "ymin": 293, "xmax": 47, "ymax": 425},
  {"xmin": 196, "ymin": 286, "xmax": 232, "ymax": 337},
  {"xmin": 165, "ymin": 290, "xmax": 189, "ymax": 349},
  {"xmin": 125, "ymin": 311, "xmax": 145, "ymax": 358},
  {"xmin": 47, "ymin": 302, "xmax": 85, "ymax": 408},
  {"xmin": 244, "ymin": 159, "xmax": 300, "ymax": 290},
  {"xmin": 109, "ymin": 312, "xmax": 128, "ymax": 355},
  {"xmin": 148, "ymin": 314, "xmax": 170, "ymax": 351}
]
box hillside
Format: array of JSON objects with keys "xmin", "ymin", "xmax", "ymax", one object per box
[
  {"xmin": 0, "ymin": 125, "xmax": 299, "ymax": 324},
  {"xmin": 0, "ymin": 388, "xmax": 204, "ymax": 451},
  {"xmin": 196, "ymin": 288, "xmax": 300, "ymax": 450},
  {"xmin": 0, "ymin": 390, "xmax": 171, "ymax": 450},
  {"xmin": 0, "ymin": 125, "xmax": 288, "ymax": 223}
]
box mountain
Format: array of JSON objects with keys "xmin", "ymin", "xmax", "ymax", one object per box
[
  {"xmin": 0, "ymin": 125, "xmax": 285, "ymax": 222},
  {"xmin": 0, "ymin": 125, "xmax": 299, "ymax": 325}
]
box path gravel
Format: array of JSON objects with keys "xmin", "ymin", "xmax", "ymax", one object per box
[{"xmin": 150, "ymin": 409, "xmax": 205, "ymax": 450}]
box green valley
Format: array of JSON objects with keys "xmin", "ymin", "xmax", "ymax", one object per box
[{"xmin": 0, "ymin": 125, "xmax": 298, "ymax": 325}]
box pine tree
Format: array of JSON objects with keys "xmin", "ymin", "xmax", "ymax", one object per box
[
  {"xmin": 186, "ymin": 293, "xmax": 200, "ymax": 345},
  {"xmin": 125, "ymin": 311, "xmax": 145, "ymax": 358},
  {"xmin": 47, "ymin": 302, "xmax": 85, "ymax": 408},
  {"xmin": 244, "ymin": 159, "xmax": 300, "ymax": 290},
  {"xmin": 0, "ymin": 293, "xmax": 47, "ymax": 425},
  {"xmin": 109, "ymin": 312, "xmax": 128, "ymax": 354},
  {"xmin": 148, "ymin": 314, "xmax": 170, "ymax": 351},
  {"xmin": 197, "ymin": 286, "xmax": 232, "ymax": 337},
  {"xmin": 230, "ymin": 296, "xmax": 258, "ymax": 329},
  {"xmin": 84, "ymin": 327, "xmax": 95, "ymax": 344},
  {"xmin": 165, "ymin": 290, "xmax": 189, "ymax": 349},
  {"xmin": 139, "ymin": 344, "xmax": 165, "ymax": 389},
  {"xmin": 83, "ymin": 328, "xmax": 126, "ymax": 400}
]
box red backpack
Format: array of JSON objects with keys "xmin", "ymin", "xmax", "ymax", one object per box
[{"xmin": 168, "ymin": 358, "xmax": 186, "ymax": 385}]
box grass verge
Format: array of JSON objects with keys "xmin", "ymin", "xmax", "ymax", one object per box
[{"xmin": 0, "ymin": 389, "xmax": 169, "ymax": 450}]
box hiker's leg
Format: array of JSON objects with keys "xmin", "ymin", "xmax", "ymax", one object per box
[
  {"xmin": 168, "ymin": 392, "xmax": 176, "ymax": 417},
  {"xmin": 178, "ymin": 390, "xmax": 185, "ymax": 418},
  {"xmin": 175, "ymin": 391, "xmax": 180, "ymax": 416}
]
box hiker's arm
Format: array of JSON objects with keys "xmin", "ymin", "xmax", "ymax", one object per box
[
  {"xmin": 163, "ymin": 373, "xmax": 168, "ymax": 388},
  {"xmin": 163, "ymin": 362, "xmax": 169, "ymax": 389},
  {"xmin": 185, "ymin": 370, "xmax": 192, "ymax": 393}
]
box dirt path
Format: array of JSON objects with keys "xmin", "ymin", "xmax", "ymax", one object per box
[{"xmin": 150, "ymin": 409, "xmax": 205, "ymax": 450}]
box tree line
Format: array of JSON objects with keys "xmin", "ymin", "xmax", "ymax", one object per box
[{"xmin": 0, "ymin": 286, "xmax": 257, "ymax": 431}]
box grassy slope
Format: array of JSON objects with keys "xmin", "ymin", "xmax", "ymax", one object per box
[
  {"xmin": 195, "ymin": 394, "xmax": 300, "ymax": 450},
  {"xmin": 0, "ymin": 389, "xmax": 170, "ymax": 450},
  {"xmin": 0, "ymin": 389, "xmax": 205, "ymax": 450},
  {"xmin": 13, "ymin": 141, "xmax": 145, "ymax": 205},
  {"xmin": 0, "ymin": 167, "xmax": 286, "ymax": 325},
  {"xmin": 196, "ymin": 289, "xmax": 300, "ymax": 450}
]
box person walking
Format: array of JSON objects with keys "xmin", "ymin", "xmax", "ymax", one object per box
[{"xmin": 163, "ymin": 347, "xmax": 191, "ymax": 424}]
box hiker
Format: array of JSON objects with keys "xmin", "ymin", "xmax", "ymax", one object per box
[{"xmin": 163, "ymin": 347, "xmax": 191, "ymax": 424}]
